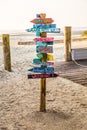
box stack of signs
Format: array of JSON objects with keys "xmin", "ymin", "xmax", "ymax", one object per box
[
  {"xmin": 28, "ymin": 13, "xmax": 59, "ymax": 79},
  {"xmin": 26, "ymin": 14, "xmax": 60, "ymax": 33}
]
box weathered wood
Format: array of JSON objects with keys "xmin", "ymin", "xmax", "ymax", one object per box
[
  {"xmin": 40, "ymin": 78, "xmax": 46, "ymax": 111},
  {"xmin": 36, "ymin": 46, "xmax": 53, "ymax": 53},
  {"xmin": 31, "ymin": 18, "xmax": 54, "ymax": 24},
  {"xmin": 40, "ymin": 32, "xmax": 47, "ymax": 37},
  {"xmin": 2, "ymin": 34, "xmax": 11, "ymax": 71},
  {"xmin": 64, "ymin": 26, "xmax": 71, "ymax": 61},
  {"xmin": 40, "ymin": 53, "xmax": 47, "ymax": 112},
  {"xmin": 28, "ymin": 67, "xmax": 54, "ymax": 73},
  {"xmin": 34, "ymin": 37, "xmax": 54, "ymax": 42},
  {"xmin": 28, "ymin": 73, "xmax": 58, "ymax": 79}
]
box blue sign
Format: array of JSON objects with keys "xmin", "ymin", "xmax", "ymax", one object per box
[
  {"xmin": 33, "ymin": 58, "xmax": 41, "ymax": 64},
  {"xmin": 35, "ymin": 42, "xmax": 47, "ymax": 46},
  {"xmin": 28, "ymin": 67, "xmax": 54, "ymax": 73},
  {"xmin": 33, "ymin": 24, "xmax": 56, "ymax": 29},
  {"xmin": 26, "ymin": 28, "xmax": 60, "ymax": 33}
]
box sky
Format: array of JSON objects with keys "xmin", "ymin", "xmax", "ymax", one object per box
[{"xmin": 0, "ymin": 0, "xmax": 87, "ymax": 30}]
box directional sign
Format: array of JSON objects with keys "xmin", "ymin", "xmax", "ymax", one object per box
[
  {"xmin": 28, "ymin": 67, "xmax": 54, "ymax": 73},
  {"xmin": 33, "ymin": 24, "xmax": 56, "ymax": 29},
  {"xmin": 36, "ymin": 46, "xmax": 53, "ymax": 53},
  {"xmin": 34, "ymin": 37, "xmax": 54, "ymax": 42},
  {"xmin": 47, "ymin": 42, "xmax": 54, "ymax": 45},
  {"xmin": 37, "ymin": 53, "xmax": 44, "ymax": 59},
  {"xmin": 26, "ymin": 28, "xmax": 60, "ymax": 33},
  {"xmin": 31, "ymin": 18, "xmax": 54, "ymax": 24},
  {"xmin": 33, "ymin": 58, "xmax": 41, "ymax": 64},
  {"xmin": 47, "ymin": 54, "xmax": 54, "ymax": 61},
  {"xmin": 35, "ymin": 42, "xmax": 47, "ymax": 46},
  {"xmin": 35, "ymin": 42, "xmax": 53, "ymax": 46},
  {"xmin": 33, "ymin": 58, "xmax": 54, "ymax": 66},
  {"xmin": 28, "ymin": 73, "xmax": 58, "ymax": 79}
]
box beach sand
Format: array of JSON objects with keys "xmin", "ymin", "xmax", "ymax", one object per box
[{"xmin": 0, "ymin": 39, "xmax": 87, "ymax": 130}]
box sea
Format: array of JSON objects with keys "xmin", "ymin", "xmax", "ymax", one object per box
[{"xmin": 0, "ymin": 27, "xmax": 87, "ymax": 42}]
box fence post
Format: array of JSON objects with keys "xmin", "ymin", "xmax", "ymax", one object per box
[
  {"xmin": 2, "ymin": 34, "xmax": 11, "ymax": 71},
  {"xmin": 64, "ymin": 26, "xmax": 72, "ymax": 61}
]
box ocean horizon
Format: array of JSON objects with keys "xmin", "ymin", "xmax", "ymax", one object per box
[{"xmin": 0, "ymin": 26, "xmax": 87, "ymax": 42}]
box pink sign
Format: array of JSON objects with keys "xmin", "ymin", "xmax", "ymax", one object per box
[{"xmin": 34, "ymin": 37, "xmax": 54, "ymax": 42}]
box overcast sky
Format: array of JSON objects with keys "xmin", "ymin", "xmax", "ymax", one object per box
[{"xmin": 0, "ymin": 0, "xmax": 87, "ymax": 30}]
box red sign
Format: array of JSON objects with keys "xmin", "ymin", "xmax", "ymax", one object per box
[
  {"xmin": 34, "ymin": 37, "xmax": 54, "ymax": 42},
  {"xmin": 28, "ymin": 73, "xmax": 58, "ymax": 79},
  {"xmin": 31, "ymin": 18, "xmax": 54, "ymax": 24}
]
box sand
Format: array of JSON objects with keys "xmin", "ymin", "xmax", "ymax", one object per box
[{"xmin": 0, "ymin": 39, "xmax": 87, "ymax": 130}]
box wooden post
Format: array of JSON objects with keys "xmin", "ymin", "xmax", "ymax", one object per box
[
  {"xmin": 40, "ymin": 46, "xmax": 47, "ymax": 112},
  {"xmin": 39, "ymin": 13, "xmax": 47, "ymax": 112},
  {"xmin": 64, "ymin": 26, "xmax": 71, "ymax": 61},
  {"xmin": 2, "ymin": 34, "xmax": 11, "ymax": 71},
  {"xmin": 40, "ymin": 77, "xmax": 46, "ymax": 111}
]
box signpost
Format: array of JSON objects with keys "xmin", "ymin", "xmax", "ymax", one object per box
[
  {"xmin": 31, "ymin": 18, "xmax": 54, "ymax": 24},
  {"xmin": 28, "ymin": 73, "xmax": 58, "ymax": 79},
  {"xmin": 27, "ymin": 13, "xmax": 60, "ymax": 112}
]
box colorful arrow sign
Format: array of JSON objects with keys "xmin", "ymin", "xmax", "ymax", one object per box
[
  {"xmin": 36, "ymin": 46, "xmax": 53, "ymax": 53},
  {"xmin": 34, "ymin": 37, "xmax": 54, "ymax": 42},
  {"xmin": 35, "ymin": 42, "xmax": 53, "ymax": 46},
  {"xmin": 33, "ymin": 24, "xmax": 56, "ymax": 29},
  {"xmin": 36, "ymin": 53, "xmax": 54, "ymax": 61},
  {"xmin": 47, "ymin": 54, "xmax": 54, "ymax": 61},
  {"xmin": 37, "ymin": 53, "xmax": 44, "ymax": 59},
  {"xmin": 33, "ymin": 58, "xmax": 54, "ymax": 66},
  {"xmin": 28, "ymin": 73, "xmax": 58, "ymax": 79},
  {"xmin": 33, "ymin": 58, "xmax": 41, "ymax": 64},
  {"xmin": 26, "ymin": 28, "xmax": 60, "ymax": 33},
  {"xmin": 35, "ymin": 42, "xmax": 47, "ymax": 46},
  {"xmin": 31, "ymin": 18, "xmax": 54, "ymax": 24},
  {"xmin": 28, "ymin": 67, "xmax": 54, "ymax": 73}
]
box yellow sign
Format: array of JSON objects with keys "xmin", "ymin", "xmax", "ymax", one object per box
[{"xmin": 47, "ymin": 54, "xmax": 54, "ymax": 61}]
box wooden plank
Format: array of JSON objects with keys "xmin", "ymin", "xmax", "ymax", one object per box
[
  {"xmin": 35, "ymin": 42, "xmax": 53, "ymax": 46},
  {"xmin": 33, "ymin": 58, "xmax": 54, "ymax": 66},
  {"xmin": 31, "ymin": 18, "xmax": 54, "ymax": 24},
  {"xmin": 35, "ymin": 42, "xmax": 47, "ymax": 46},
  {"xmin": 37, "ymin": 53, "xmax": 54, "ymax": 60},
  {"xmin": 36, "ymin": 46, "xmax": 53, "ymax": 53},
  {"xmin": 47, "ymin": 54, "xmax": 54, "ymax": 61},
  {"xmin": 34, "ymin": 37, "xmax": 54, "ymax": 42},
  {"xmin": 28, "ymin": 67, "xmax": 54, "ymax": 73},
  {"xmin": 2, "ymin": 34, "xmax": 11, "ymax": 71},
  {"xmin": 41, "ymin": 62, "xmax": 54, "ymax": 66},
  {"xmin": 37, "ymin": 53, "xmax": 44, "ymax": 59},
  {"xmin": 27, "ymin": 27, "xmax": 60, "ymax": 33},
  {"xmin": 28, "ymin": 73, "xmax": 58, "ymax": 79},
  {"xmin": 33, "ymin": 24, "xmax": 56, "ymax": 29},
  {"xmin": 33, "ymin": 58, "xmax": 41, "ymax": 64}
]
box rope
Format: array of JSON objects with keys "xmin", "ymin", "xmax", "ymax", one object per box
[{"xmin": 71, "ymin": 51, "xmax": 87, "ymax": 68}]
